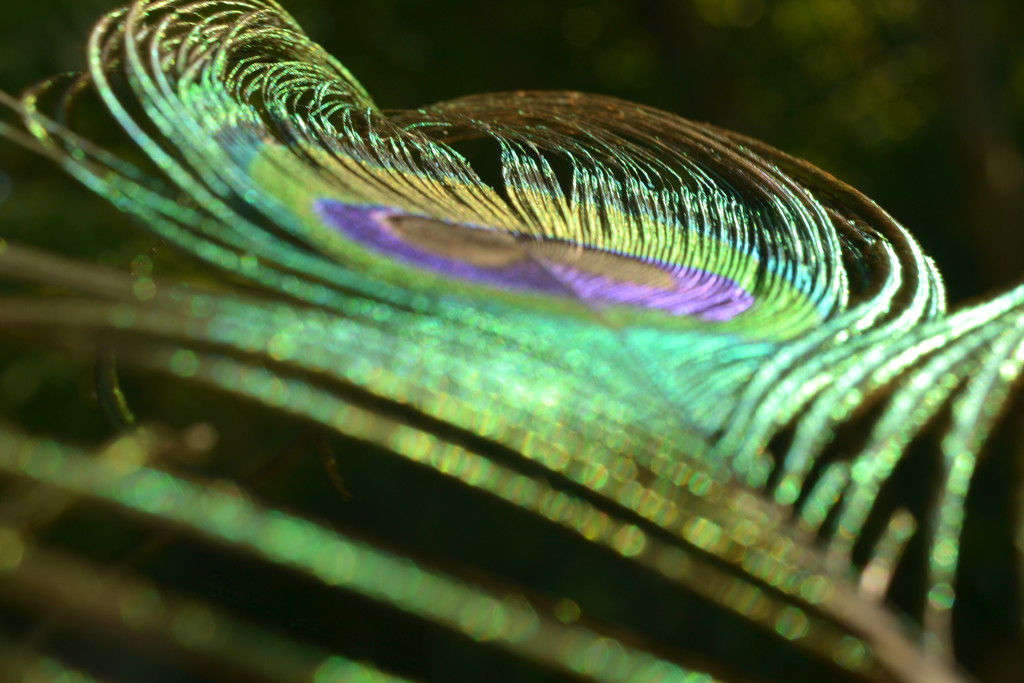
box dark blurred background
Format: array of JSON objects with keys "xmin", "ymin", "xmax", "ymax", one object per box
[{"xmin": 4, "ymin": 0, "xmax": 1024, "ymax": 304}]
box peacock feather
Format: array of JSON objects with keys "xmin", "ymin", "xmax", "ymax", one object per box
[{"xmin": 0, "ymin": 2, "xmax": 1022, "ymax": 681}]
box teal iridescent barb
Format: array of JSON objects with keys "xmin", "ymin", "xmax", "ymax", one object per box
[
  {"xmin": 0, "ymin": 428, "xmax": 709, "ymax": 683},
  {"xmin": 0, "ymin": 0, "xmax": 1021, "ymax": 681}
]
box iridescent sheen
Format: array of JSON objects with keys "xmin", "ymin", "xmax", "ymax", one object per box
[
  {"xmin": 0, "ymin": 1, "xmax": 1022, "ymax": 681},
  {"xmin": 316, "ymin": 200, "xmax": 755, "ymax": 320}
]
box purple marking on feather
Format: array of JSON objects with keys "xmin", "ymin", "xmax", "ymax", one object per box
[
  {"xmin": 315, "ymin": 199, "xmax": 753, "ymax": 320},
  {"xmin": 315, "ymin": 201, "xmax": 570, "ymax": 294},
  {"xmin": 543, "ymin": 263, "xmax": 753, "ymax": 321}
]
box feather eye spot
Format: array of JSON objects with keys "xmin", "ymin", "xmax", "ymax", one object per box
[{"xmin": 316, "ymin": 199, "xmax": 754, "ymax": 320}]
